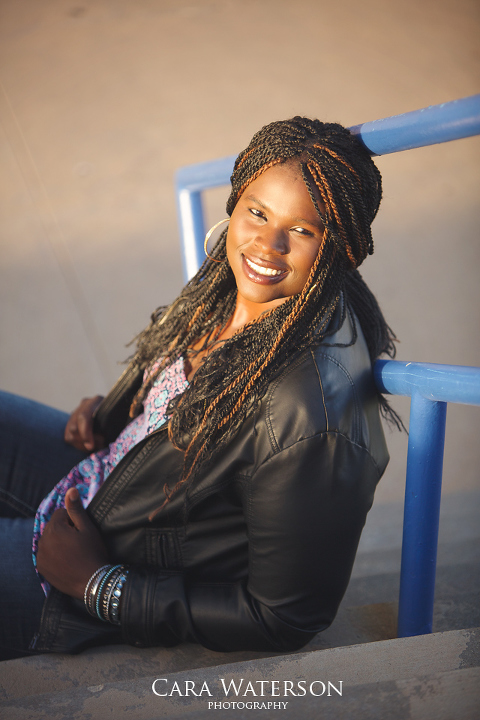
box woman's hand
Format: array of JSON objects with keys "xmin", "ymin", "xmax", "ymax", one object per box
[
  {"xmin": 37, "ymin": 487, "xmax": 109, "ymax": 600},
  {"xmin": 64, "ymin": 395, "xmax": 106, "ymax": 452}
]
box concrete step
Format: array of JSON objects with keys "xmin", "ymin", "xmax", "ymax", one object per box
[
  {"xmin": 0, "ymin": 601, "xmax": 397, "ymax": 702},
  {"xmin": 0, "ymin": 628, "xmax": 478, "ymax": 719},
  {"xmin": 0, "ymin": 556, "xmax": 477, "ymax": 702}
]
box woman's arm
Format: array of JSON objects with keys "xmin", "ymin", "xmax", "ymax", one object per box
[
  {"xmin": 37, "ymin": 433, "xmax": 380, "ymax": 652},
  {"xmin": 119, "ymin": 432, "xmax": 381, "ymax": 652}
]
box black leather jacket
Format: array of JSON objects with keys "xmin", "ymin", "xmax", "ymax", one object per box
[{"xmin": 33, "ymin": 303, "xmax": 389, "ymax": 654}]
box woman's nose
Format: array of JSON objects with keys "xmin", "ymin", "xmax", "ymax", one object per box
[{"xmin": 255, "ymin": 226, "xmax": 289, "ymax": 255}]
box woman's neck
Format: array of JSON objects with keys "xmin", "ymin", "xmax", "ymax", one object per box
[{"xmin": 184, "ymin": 294, "xmax": 288, "ymax": 382}]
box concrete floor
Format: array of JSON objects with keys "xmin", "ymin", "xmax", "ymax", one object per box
[{"xmin": 0, "ymin": 0, "xmax": 479, "ymax": 507}]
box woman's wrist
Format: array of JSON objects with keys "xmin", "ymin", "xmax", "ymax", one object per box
[{"xmin": 83, "ymin": 564, "xmax": 129, "ymax": 625}]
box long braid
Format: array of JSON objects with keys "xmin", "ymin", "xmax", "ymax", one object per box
[{"xmin": 133, "ymin": 117, "xmax": 398, "ymax": 512}]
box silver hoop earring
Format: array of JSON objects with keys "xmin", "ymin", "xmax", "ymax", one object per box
[{"xmin": 204, "ymin": 218, "xmax": 229, "ymax": 262}]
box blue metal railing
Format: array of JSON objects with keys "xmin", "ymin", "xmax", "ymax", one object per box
[
  {"xmin": 174, "ymin": 95, "xmax": 480, "ymax": 638},
  {"xmin": 375, "ymin": 361, "xmax": 480, "ymax": 636}
]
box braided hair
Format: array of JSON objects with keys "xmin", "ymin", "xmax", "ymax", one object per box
[{"xmin": 131, "ymin": 117, "xmax": 399, "ymax": 507}]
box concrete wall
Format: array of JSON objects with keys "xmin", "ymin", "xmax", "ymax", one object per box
[{"xmin": 1, "ymin": 0, "xmax": 479, "ymax": 504}]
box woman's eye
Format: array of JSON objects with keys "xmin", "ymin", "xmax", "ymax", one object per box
[
  {"xmin": 249, "ymin": 208, "xmax": 265, "ymax": 219},
  {"xmin": 292, "ymin": 226, "xmax": 313, "ymax": 236}
]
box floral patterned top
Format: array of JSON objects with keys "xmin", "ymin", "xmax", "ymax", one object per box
[{"xmin": 32, "ymin": 357, "xmax": 188, "ymax": 593}]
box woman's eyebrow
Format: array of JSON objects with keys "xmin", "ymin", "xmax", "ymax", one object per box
[
  {"xmin": 292, "ymin": 215, "xmax": 324, "ymax": 230},
  {"xmin": 245, "ymin": 193, "xmax": 267, "ymax": 209}
]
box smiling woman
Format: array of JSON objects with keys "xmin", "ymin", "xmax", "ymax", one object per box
[{"xmin": 0, "ymin": 117, "xmax": 399, "ymax": 659}]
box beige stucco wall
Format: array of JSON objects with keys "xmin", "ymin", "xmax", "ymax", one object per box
[{"xmin": 1, "ymin": 0, "xmax": 479, "ymax": 503}]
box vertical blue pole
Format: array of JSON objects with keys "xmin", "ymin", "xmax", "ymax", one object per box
[
  {"xmin": 177, "ymin": 189, "xmax": 206, "ymax": 281},
  {"xmin": 397, "ymin": 393, "xmax": 448, "ymax": 637}
]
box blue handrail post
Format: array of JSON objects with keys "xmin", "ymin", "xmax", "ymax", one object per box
[
  {"xmin": 176, "ymin": 188, "xmax": 206, "ymax": 281},
  {"xmin": 397, "ymin": 393, "xmax": 448, "ymax": 637}
]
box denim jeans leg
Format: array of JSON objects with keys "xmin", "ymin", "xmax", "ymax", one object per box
[
  {"xmin": 0, "ymin": 391, "xmax": 88, "ymax": 517},
  {"xmin": 0, "ymin": 517, "xmax": 46, "ymax": 660}
]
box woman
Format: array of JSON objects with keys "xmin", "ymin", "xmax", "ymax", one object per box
[{"xmin": 0, "ymin": 117, "xmax": 397, "ymax": 660}]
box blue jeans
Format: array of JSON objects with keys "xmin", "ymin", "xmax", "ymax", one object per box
[{"xmin": 0, "ymin": 391, "xmax": 87, "ymax": 660}]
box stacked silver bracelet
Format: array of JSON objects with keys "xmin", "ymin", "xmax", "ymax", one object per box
[{"xmin": 84, "ymin": 564, "xmax": 129, "ymax": 625}]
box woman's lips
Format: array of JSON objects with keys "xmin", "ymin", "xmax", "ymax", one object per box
[{"xmin": 242, "ymin": 255, "xmax": 288, "ymax": 284}]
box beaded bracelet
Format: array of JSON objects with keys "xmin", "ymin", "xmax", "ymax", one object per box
[
  {"xmin": 102, "ymin": 566, "xmax": 125, "ymax": 622},
  {"xmin": 87, "ymin": 573, "xmax": 105, "ymax": 617},
  {"xmin": 102, "ymin": 571, "xmax": 118, "ymax": 621},
  {"xmin": 88, "ymin": 571, "xmax": 106, "ymax": 617},
  {"xmin": 95, "ymin": 565, "xmax": 122, "ymax": 620},
  {"xmin": 83, "ymin": 564, "xmax": 129, "ymax": 624},
  {"xmin": 109, "ymin": 570, "xmax": 129, "ymax": 625},
  {"xmin": 84, "ymin": 565, "xmax": 110, "ymax": 617}
]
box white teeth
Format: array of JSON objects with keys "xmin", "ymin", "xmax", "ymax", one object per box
[{"xmin": 245, "ymin": 257, "xmax": 283, "ymax": 277}]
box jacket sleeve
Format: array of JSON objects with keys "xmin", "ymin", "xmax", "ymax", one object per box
[{"xmin": 119, "ymin": 431, "xmax": 382, "ymax": 652}]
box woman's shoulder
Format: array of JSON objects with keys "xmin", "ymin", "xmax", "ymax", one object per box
[{"xmin": 262, "ymin": 304, "xmax": 385, "ymax": 455}]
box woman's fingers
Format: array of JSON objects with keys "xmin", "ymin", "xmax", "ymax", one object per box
[
  {"xmin": 77, "ymin": 405, "xmax": 95, "ymax": 451},
  {"xmin": 64, "ymin": 486, "xmax": 90, "ymax": 531},
  {"xmin": 64, "ymin": 395, "xmax": 105, "ymax": 452}
]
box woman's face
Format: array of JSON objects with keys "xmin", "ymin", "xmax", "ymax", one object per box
[{"xmin": 226, "ymin": 162, "xmax": 325, "ymax": 316}]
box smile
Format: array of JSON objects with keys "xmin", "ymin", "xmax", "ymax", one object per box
[{"xmin": 244, "ymin": 257, "xmax": 284, "ymax": 277}]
